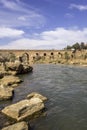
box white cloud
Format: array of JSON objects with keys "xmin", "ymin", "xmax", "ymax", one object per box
[
  {"xmin": 0, "ymin": 27, "xmax": 24, "ymax": 38},
  {"xmin": 0, "ymin": 0, "xmax": 19, "ymax": 10},
  {"xmin": 0, "ymin": 0, "xmax": 34, "ymax": 13},
  {"xmin": 18, "ymin": 16, "xmax": 26, "ymax": 21},
  {"xmin": 1, "ymin": 27, "xmax": 87, "ymax": 49},
  {"xmin": 0, "ymin": 0, "xmax": 45, "ymax": 28},
  {"xmin": 65, "ymin": 13, "xmax": 74, "ymax": 18},
  {"xmin": 70, "ymin": 4, "xmax": 87, "ymax": 11}
]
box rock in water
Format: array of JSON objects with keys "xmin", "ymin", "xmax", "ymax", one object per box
[
  {"xmin": 1, "ymin": 121, "xmax": 29, "ymax": 130},
  {"xmin": 5, "ymin": 62, "xmax": 33, "ymax": 74},
  {"xmin": 2, "ymin": 98, "xmax": 45, "ymax": 121},
  {"xmin": 27, "ymin": 92, "xmax": 47, "ymax": 102},
  {"xmin": 0, "ymin": 85, "xmax": 14, "ymax": 100},
  {"xmin": 0, "ymin": 75, "xmax": 22, "ymax": 86}
]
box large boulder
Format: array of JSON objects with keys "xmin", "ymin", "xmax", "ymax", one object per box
[
  {"xmin": 0, "ymin": 75, "xmax": 22, "ymax": 87},
  {"xmin": 0, "ymin": 85, "xmax": 14, "ymax": 100},
  {"xmin": 22, "ymin": 65, "xmax": 33, "ymax": 74},
  {"xmin": 5, "ymin": 62, "xmax": 24, "ymax": 72},
  {"xmin": 27, "ymin": 92, "xmax": 47, "ymax": 102},
  {"xmin": 5, "ymin": 62, "xmax": 33, "ymax": 74},
  {"xmin": 2, "ymin": 98, "xmax": 45, "ymax": 121},
  {"xmin": 1, "ymin": 121, "xmax": 29, "ymax": 130}
]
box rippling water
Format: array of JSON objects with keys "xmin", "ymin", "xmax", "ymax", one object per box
[{"xmin": 1, "ymin": 64, "xmax": 87, "ymax": 130}]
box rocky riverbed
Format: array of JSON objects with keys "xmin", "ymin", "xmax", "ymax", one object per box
[
  {"xmin": 1, "ymin": 93, "xmax": 47, "ymax": 130},
  {"xmin": 0, "ymin": 52, "xmax": 48, "ymax": 130}
]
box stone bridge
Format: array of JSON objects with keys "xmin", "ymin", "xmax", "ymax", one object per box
[
  {"xmin": 0, "ymin": 50, "xmax": 65, "ymax": 64},
  {"xmin": 0, "ymin": 49, "xmax": 87, "ymax": 65}
]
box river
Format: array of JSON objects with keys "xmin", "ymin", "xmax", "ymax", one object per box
[{"xmin": 1, "ymin": 64, "xmax": 87, "ymax": 130}]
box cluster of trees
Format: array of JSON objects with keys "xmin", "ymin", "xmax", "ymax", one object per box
[{"xmin": 66, "ymin": 42, "xmax": 87, "ymax": 50}]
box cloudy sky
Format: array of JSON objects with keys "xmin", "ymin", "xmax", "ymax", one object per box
[{"xmin": 0, "ymin": 0, "xmax": 87, "ymax": 49}]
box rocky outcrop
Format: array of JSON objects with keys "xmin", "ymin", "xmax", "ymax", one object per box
[
  {"xmin": 0, "ymin": 85, "xmax": 14, "ymax": 100},
  {"xmin": 2, "ymin": 98, "xmax": 45, "ymax": 121},
  {"xmin": 5, "ymin": 62, "xmax": 33, "ymax": 75},
  {"xmin": 27, "ymin": 92, "xmax": 47, "ymax": 102},
  {"xmin": 0, "ymin": 75, "xmax": 22, "ymax": 87},
  {"xmin": 1, "ymin": 121, "xmax": 29, "ymax": 130}
]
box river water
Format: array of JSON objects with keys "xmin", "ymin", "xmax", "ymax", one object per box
[{"xmin": 1, "ymin": 64, "xmax": 87, "ymax": 130}]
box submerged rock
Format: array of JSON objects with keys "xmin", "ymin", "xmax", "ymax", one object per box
[
  {"xmin": 2, "ymin": 98, "xmax": 45, "ymax": 121},
  {"xmin": 27, "ymin": 92, "xmax": 47, "ymax": 102},
  {"xmin": 0, "ymin": 75, "xmax": 22, "ymax": 86},
  {"xmin": 0, "ymin": 85, "xmax": 14, "ymax": 100},
  {"xmin": 1, "ymin": 121, "xmax": 29, "ymax": 130}
]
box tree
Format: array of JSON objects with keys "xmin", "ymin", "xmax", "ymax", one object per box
[
  {"xmin": 80, "ymin": 42, "xmax": 85, "ymax": 49},
  {"xmin": 72, "ymin": 43, "xmax": 80, "ymax": 50},
  {"xmin": 66, "ymin": 45, "xmax": 72, "ymax": 50}
]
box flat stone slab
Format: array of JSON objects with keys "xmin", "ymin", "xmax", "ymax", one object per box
[
  {"xmin": 27, "ymin": 92, "xmax": 47, "ymax": 102},
  {"xmin": 2, "ymin": 98, "xmax": 45, "ymax": 121},
  {"xmin": 1, "ymin": 121, "xmax": 29, "ymax": 130},
  {"xmin": 0, "ymin": 75, "xmax": 22, "ymax": 86},
  {"xmin": 0, "ymin": 85, "xmax": 14, "ymax": 100}
]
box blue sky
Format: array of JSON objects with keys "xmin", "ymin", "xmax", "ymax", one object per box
[{"xmin": 0, "ymin": 0, "xmax": 87, "ymax": 49}]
